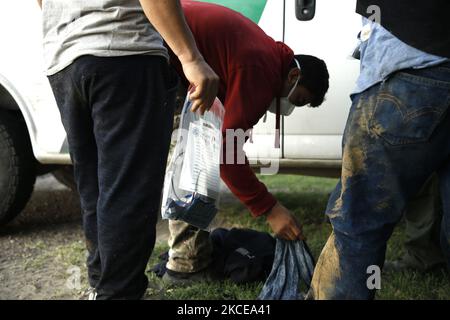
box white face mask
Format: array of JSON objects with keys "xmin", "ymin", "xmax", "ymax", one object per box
[{"xmin": 268, "ymin": 59, "xmax": 301, "ymax": 116}]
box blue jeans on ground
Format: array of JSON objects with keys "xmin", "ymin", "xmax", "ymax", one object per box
[
  {"xmin": 48, "ymin": 55, "xmax": 178, "ymax": 299},
  {"xmin": 309, "ymin": 62, "xmax": 450, "ymax": 299}
]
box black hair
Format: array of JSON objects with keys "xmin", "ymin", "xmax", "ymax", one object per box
[{"xmin": 290, "ymin": 54, "xmax": 329, "ymax": 107}]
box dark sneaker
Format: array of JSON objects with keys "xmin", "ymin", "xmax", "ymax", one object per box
[
  {"xmin": 88, "ymin": 289, "xmax": 98, "ymax": 300},
  {"xmin": 79, "ymin": 287, "xmax": 97, "ymax": 300},
  {"xmin": 81, "ymin": 287, "xmax": 147, "ymax": 300},
  {"xmin": 162, "ymin": 268, "xmax": 215, "ymax": 287}
]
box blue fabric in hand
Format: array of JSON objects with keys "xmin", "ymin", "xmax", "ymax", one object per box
[{"xmin": 258, "ymin": 239, "xmax": 315, "ymax": 300}]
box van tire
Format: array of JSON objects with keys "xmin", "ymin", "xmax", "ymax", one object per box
[{"xmin": 0, "ymin": 111, "xmax": 36, "ymax": 226}]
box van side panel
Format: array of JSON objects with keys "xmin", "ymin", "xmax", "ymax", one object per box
[
  {"xmin": 282, "ymin": 0, "xmax": 360, "ymax": 160},
  {"xmin": 0, "ymin": 2, "xmax": 70, "ymax": 164}
]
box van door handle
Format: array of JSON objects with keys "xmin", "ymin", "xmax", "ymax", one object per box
[{"xmin": 296, "ymin": 0, "xmax": 316, "ymax": 21}]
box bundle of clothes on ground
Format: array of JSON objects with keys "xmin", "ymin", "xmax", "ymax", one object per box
[{"xmin": 151, "ymin": 227, "xmax": 315, "ymax": 300}]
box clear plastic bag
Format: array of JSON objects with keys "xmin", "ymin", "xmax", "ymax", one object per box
[{"xmin": 161, "ymin": 93, "xmax": 225, "ymax": 230}]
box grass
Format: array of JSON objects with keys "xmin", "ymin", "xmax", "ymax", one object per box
[{"xmin": 52, "ymin": 175, "xmax": 449, "ymax": 300}]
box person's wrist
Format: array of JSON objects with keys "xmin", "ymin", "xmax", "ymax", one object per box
[
  {"xmin": 178, "ymin": 49, "xmax": 203, "ymax": 65},
  {"xmin": 264, "ymin": 202, "xmax": 279, "ymax": 221}
]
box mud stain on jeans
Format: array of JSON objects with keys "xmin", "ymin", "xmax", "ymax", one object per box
[{"xmin": 309, "ymin": 232, "xmax": 341, "ymax": 299}]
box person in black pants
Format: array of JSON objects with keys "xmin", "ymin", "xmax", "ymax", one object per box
[
  {"xmin": 39, "ymin": 0, "xmax": 218, "ymax": 299},
  {"xmin": 48, "ymin": 55, "xmax": 178, "ymax": 299}
]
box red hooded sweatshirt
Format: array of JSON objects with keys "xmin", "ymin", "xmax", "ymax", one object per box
[{"xmin": 170, "ymin": 1, "xmax": 294, "ymax": 217}]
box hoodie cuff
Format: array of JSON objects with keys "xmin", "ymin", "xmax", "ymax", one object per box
[{"xmin": 247, "ymin": 191, "xmax": 277, "ymax": 218}]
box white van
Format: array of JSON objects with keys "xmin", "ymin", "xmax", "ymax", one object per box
[{"xmin": 0, "ymin": 0, "xmax": 361, "ymax": 225}]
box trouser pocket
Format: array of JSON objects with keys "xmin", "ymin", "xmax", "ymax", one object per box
[{"xmin": 369, "ymin": 66, "xmax": 450, "ymax": 146}]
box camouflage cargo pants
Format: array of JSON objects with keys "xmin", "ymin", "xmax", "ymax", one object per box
[{"xmin": 166, "ymin": 220, "xmax": 213, "ymax": 273}]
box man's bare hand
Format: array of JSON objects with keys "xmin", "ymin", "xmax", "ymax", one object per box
[
  {"xmin": 138, "ymin": 0, "xmax": 219, "ymax": 114},
  {"xmin": 266, "ymin": 202, "xmax": 305, "ymax": 241},
  {"xmin": 181, "ymin": 57, "xmax": 219, "ymax": 115}
]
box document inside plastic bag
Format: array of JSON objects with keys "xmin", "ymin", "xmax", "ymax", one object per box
[
  {"xmin": 179, "ymin": 120, "xmax": 222, "ymax": 198},
  {"xmin": 161, "ymin": 94, "xmax": 225, "ymax": 230}
]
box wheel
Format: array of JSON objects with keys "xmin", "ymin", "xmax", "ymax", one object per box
[{"xmin": 0, "ymin": 111, "xmax": 37, "ymax": 226}]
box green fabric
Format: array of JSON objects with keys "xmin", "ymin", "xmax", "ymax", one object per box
[
  {"xmin": 200, "ymin": 0, "xmax": 268, "ymax": 23},
  {"xmin": 402, "ymin": 174, "xmax": 445, "ymax": 270}
]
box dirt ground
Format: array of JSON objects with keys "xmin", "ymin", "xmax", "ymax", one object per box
[
  {"xmin": 0, "ymin": 174, "xmax": 175, "ymax": 300},
  {"xmin": 0, "ymin": 175, "xmax": 238, "ymax": 300}
]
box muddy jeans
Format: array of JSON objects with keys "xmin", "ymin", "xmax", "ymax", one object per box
[
  {"xmin": 309, "ymin": 62, "xmax": 450, "ymax": 300},
  {"xmin": 49, "ymin": 55, "xmax": 177, "ymax": 299},
  {"xmin": 166, "ymin": 220, "xmax": 213, "ymax": 273}
]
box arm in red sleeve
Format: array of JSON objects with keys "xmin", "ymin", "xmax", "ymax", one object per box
[{"xmin": 220, "ymin": 66, "xmax": 278, "ymax": 217}]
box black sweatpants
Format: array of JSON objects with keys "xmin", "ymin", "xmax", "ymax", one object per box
[{"xmin": 48, "ymin": 55, "xmax": 178, "ymax": 299}]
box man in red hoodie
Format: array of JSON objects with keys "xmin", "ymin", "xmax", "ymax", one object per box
[{"xmin": 165, "ymin": 0, "xmax": 329, "ymax": 282}]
